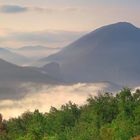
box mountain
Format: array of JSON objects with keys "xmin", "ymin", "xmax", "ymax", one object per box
[
  {"xmin": 0, "ymin": 59, "xmax": 58, "ymax": 99},
  {"xmin": 40, "ymin": 62, "xmax": 62, "ymax": 80},
  {"xmin": 9, "ymin": 45, "xmax": 60, "ymax": 62},
  {"xmin": 39, "ymin": 22, "xmax": 140, "ymax": 86},
  {"xmin": 0, "ymin": 58, "xmax": 58, "ymax": 83},
  {"xmin": 0, "ymin": 48, "xmax": 29, "ymax": 65}
]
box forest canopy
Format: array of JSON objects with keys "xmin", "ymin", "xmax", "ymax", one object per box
[{"xmin": 0, "ymin": 88, "xmax": 140, "ymax": 140}]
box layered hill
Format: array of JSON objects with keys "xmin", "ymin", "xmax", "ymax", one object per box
[
  {"xmin": 0, "ymin": 48, "xmax": 29, "ymax": 65},
  {"xmin": 0, "ymin": 59, "xmax": 58, "ymax": 99}
]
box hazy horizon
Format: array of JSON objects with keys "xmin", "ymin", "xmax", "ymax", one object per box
[{"xmin": 0, "ymin": 0, "xmax": 140, "ymax": 48}]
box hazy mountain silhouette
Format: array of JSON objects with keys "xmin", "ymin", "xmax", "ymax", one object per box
[
  {"xmin": 39, "ymin": 22, "xmax": 140, "ymax": 86},
  {"xmin": 0, "ymin": 58, "xmax": 58, "ymax": 83},
  {"xmin": 0, "ymin": 47, "xmax": 29, "ymax": 65},
  {"xmin": 40, "ymin": 62, "xmax": 62, "ymax": 80},
  {"xmin": 0, "ymin": 59, "xmax": 59, "ymax": 99},
  {"xmin": 8, "ymin": 45, "xmax": 60, "ymax": 63}
]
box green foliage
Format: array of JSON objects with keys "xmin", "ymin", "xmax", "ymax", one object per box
[{"xmin": 0, "ymin": 88, "xmax": 140, "ymax": 140}]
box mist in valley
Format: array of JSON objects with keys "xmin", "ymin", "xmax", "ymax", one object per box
[{"xmin": 0, "ymin": 82, "xmax": 121, "ymax": 119}]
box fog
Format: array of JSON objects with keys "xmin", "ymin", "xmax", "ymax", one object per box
[{"xmin": 0, "ymin": 82, "xmax": 120, "ymax": 119}]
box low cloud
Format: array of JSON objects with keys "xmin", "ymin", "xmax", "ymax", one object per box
[
  {"xmin": 0, "ymin": 29, "xmax": 86, "ymax": 48},
  {"xmin": 0, "ymin": 82, "xmax": 120, "ymax": 119},
  {"xmin": 10, "ymin": 30, "xmax": 85, "ymax": 43},
  {"xmin": 0, "ymin": 4, "xmax": 80, "ymax": 14},
  {"xmin": 33, "ymin": 7, "xmax": 81, "ymax": 13},
  {"xmin": 0, "ymin": 5, "xmax": 28, "ymax": 13}
]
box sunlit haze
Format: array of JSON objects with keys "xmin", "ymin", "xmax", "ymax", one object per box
[{"xmin": 0, "ymin": 0, "xmax": 140, "ymax": 48}]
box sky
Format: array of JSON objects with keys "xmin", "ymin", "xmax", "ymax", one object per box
[{"xmin": 0, "ymin": 0, "xmax": 140, "ymax": 48}]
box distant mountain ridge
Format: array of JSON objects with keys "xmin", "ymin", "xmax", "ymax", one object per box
[
  {"xmin": 7, "ymin": 45, "xmax": 60, "ymax": 63},
  {"xmin": 0, "ymin": 58, "xmax": 57, "ymax": 83},
  {"xmin": 39, "ymin": 22, "xmax": 140, "ymax": 86},
  {"xmin": 0, "ymin": 47, "xmax": 29, "ymax": 65},
  {"xmin": 0, "ymin": 58, "xmax": 59, "ymax": 99}
]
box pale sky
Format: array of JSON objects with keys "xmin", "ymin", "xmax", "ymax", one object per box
[{"xmin": 0, "ymin": 0, "xmax": 140, "ymax": 48}]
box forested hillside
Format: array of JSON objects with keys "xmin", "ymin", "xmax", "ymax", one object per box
[{"xmin": 0, "ymin": 88, "xmax": 140, "ymax": 140}]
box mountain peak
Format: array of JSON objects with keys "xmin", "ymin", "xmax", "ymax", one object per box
[
  {"xmin": 83, "ymin": 22, "xmax": 139, "ymax": 43},
  {"xmin": 98, "ymin": 22, "xmax": 137, "ymax": 32},
  {"xmin": 110, "ymin": 22, "xmax": 137, "ymax": 28},
  {"xmin": 113, "ymin": 22, "xmax": 135, "ymax": 26}
]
